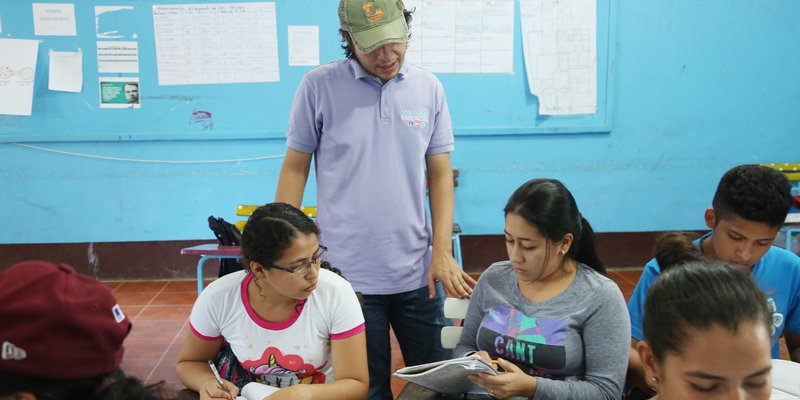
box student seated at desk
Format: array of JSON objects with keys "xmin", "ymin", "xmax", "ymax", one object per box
[
  {"xmin": 454, "ymin": 179, "xmax": 630, "ymax": 400},
  {"xmin": 627, "ymin": 164, "xmax": 800, "ymax": 395},
  {"xmin": 0, "ymin": 260, "xmax": 166, "ymax": 400},
  {"xmin": 176, "ymin": 203, "xmax": 368, "ymax": 400},
  {"xmin": 636, "ymin": 233, "xmax": 774, "ymax": 400}
]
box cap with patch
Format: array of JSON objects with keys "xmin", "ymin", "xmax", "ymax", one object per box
[
  {"xmin": 339, "ymin": 0, "xmax": 408, "ymax": 54},
  {"xmin": 0, "ymin": 260, "xmax": 132, "ymax": 379}
]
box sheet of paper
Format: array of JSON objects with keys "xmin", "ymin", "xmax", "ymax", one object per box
[
  {"xmin": 95, "ymin": 6, "xmax": 136, "ymax": 39},
  {"xmin": 0, "ymin": 39, "xmax": 39, "ymax": 116},
  {"xmin": 32, "ymin": 3, "xmax": 77, "ymax": 36},
  {"xmin": 99, "ymin": 77, "xmax": 140, "ymax": 108},
  {"xmin": 404, "ymin": 0, "xmax": 514, "ymax": 74},
  {"xmin": 520, "ymin": 0, "xmax": 596, "ymax": 115},
  {"xmin": 48, "ymin": 49, "xmax": 82, "ymax": 92},
  {"xmin": 96, "ymin": 41, "xmax": 139, "ymax": 73},
  {"xmin": 288, "ymin": 25, "xmax": 319, "ymax": 66},
  {"xmin": 153, "ymin": 2, "xmax": 280, "ymax": 85}
]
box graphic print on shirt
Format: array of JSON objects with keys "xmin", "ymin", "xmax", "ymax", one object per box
[
  {"xmin": 476, "ymin": 306, "xmax": 568, "ymax": 377},
  {"xmin": 241, "ymin": 347, "xmax": 327, "ymax": 388}
]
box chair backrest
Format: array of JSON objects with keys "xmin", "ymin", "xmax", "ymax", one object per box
[
  {"xmin": 440, "ymin": 297, "xmax": 470, "ymax": 349},
  {"xmin": 235, "ymin": 205, "xmax": 317, "ymax": 231}
]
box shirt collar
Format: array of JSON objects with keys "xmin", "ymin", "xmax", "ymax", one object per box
[{"xmin": 348, "ymin": 58, "xmax": 408, "ymax": 82}]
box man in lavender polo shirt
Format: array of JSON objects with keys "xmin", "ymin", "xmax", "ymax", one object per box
[{"xmin": 275, "ymin": 1, "xmax": 477, "ymax": 398}]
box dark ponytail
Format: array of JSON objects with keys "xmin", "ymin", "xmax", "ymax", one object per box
[
  {"xmin": 574, "ymin": 216, "xmax": 605, "ymax": 275},
  {"xmin": 504, "ymin": 178, "xmax": 605, "ymax": 275}
]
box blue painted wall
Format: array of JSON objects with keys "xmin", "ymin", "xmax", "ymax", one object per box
[{"xmin": 2, "ymin": 0, "xmax": 798, "ymax": 245}]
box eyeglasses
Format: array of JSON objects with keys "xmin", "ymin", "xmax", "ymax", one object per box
[{"xmin": 265, "ymin": 246, "xmax": 327, "ymax": 277}]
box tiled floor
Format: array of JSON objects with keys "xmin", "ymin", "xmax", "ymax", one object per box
[{"xmin": 108, "ymin": 268, "xmax": 789, "ymax": 398}]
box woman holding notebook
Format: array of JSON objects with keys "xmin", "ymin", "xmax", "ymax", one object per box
[{"xmin": 454, "ymin": 178, "xmax": 630, "ymax": 399}]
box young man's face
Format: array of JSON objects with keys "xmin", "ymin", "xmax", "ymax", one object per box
[
  {"xmin": 703, "ymin": 209, "xmax": 780, "ymax": 271},
  {"xmin": 353, "ymin": 41, "xmax": 406, "ymax": 84}
]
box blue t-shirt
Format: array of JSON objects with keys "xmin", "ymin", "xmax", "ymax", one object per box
[{"xmin": 628, "ymin": 232, "xmax": 800, "ymax": 358}]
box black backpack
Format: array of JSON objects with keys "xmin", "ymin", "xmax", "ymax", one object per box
[{"xmin": 207, "ymin": 216, "xmax": 244, "ymax": 276}]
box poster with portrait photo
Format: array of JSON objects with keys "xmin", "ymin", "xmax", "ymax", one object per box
[{"xmin": 99, "ymin": 77, "xmax": 140, "ymax": 108}]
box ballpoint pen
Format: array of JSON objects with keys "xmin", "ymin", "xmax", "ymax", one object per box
[{"xmin": 208, "ymin": 359, "xmax": 231, "ymax": 397}]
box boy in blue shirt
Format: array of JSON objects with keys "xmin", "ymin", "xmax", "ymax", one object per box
[{"xmin": 627, "ymin": 164, "xmax": 800, "ymax": 393}]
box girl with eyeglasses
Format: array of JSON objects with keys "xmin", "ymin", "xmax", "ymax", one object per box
[{"xmin": 177, "ymin": 203, "xmax": 368, "ymax": 400}]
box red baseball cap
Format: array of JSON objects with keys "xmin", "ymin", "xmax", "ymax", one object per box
[{"xmin": 0, "ymin": 260, "xmax": 132, "ymax": 379}]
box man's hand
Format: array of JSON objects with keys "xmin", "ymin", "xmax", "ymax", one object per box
[{"xmin": 427, "ymin": 250, "xmax": 476, "ymax": 299}]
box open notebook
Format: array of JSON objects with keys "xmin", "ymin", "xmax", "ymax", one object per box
[
  {"xmin": 236, "ymin": 382, "xmax": 280, "ymax": 400},
  {"xmin": 393, "ymin": 354, "xmax": 499, "ymax": 395}
]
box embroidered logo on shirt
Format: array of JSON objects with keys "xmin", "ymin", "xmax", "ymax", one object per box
[
  {"xmin": 767, "ymin": 297, "xmax": 783, "ymax": 336},
  {"xmin": 401, "ymin": 110, "xmax": 429, "ymax": 129},
  {"xmin": 362, "ymin": 2, "xmax": 385, "ymax": 23}
]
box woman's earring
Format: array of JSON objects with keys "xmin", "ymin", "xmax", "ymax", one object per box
[{"xmin": 651, "ymin": 376, "xmax": 658, "ymax": 383}]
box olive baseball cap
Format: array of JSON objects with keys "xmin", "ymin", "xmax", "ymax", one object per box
[{"xmin": 339, "ymin": 0, "xmax": 408, "ymax": 54}]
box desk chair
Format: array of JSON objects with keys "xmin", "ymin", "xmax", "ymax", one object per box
[{"xmin": 440, "ymin": 297, "xmax": 470, "ymax": 349}]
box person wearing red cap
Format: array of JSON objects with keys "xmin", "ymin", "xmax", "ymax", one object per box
[{"xmin": 0, "ymin": 260, "xmax": 165, "ymax": 400}]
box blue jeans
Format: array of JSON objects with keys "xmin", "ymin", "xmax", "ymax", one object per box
[{"xmin": 363, "ymin": 284, "xmax": 450, "ymax": 400}]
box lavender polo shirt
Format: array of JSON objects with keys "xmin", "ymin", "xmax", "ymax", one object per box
[{"xmin": 286, "ymin": 58, "xmax": 454, "ymax": 295}]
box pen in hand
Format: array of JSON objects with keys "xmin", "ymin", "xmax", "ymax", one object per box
[{"xmin": 208, "ymin": 359, "xmax": 231, "ymax": 398}]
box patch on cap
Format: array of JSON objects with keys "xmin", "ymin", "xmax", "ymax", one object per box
[
  {"xmin": 1, "ymin": 341, "xmax": 27, "ymax": 361},
  {"xmin": 112, "ymin": 304, "xmax": 126, "ymax": 323}
]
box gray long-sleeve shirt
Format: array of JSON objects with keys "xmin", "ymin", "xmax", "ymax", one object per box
[{"xmin": 454, "ymin": 261, "xmax": 630, "ymax": 400}]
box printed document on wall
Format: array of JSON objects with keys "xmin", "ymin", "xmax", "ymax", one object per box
[
  {"xmin": 49, "ymin": 49, "xmax": 83, "ymax": 92},
  {"xmin": 288, "ymin": 26, "xmax": 319, "ymax": 66},
  {"xmin": 0, "ymin": 39, "xmax": 39, "ymax": 116},
  {"xmin": 404, "ymin": 0, "xmax": 514, "ymax": 74},
  {"xmin": 520, "ymin": 0, "xmax": 596, "ymax": 115},
  {"xmin": 152, "ymin": 2, "xmax": 280, "ymax": 85},
  {"xmin": 32, "ymin": 3, "xmax": 77, "ymax": 36}
]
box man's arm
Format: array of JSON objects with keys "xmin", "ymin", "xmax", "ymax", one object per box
[
  {"xmin": 275, "ymin": 148, "xmax": 312, "ymax": 209},
  {"xmin": 425, "ymin": 152, "xmax": 476, "ymax": 299},
  {"xmin": 785, "ymin": 333, "xmax": 800, "ymax": 362}
]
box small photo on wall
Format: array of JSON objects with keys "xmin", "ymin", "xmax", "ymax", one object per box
[{"xmin": 99, "ymin": 77, "xmax": 139, "ymax": 108}]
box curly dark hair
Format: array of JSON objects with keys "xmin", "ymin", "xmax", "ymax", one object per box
[
  {"xmin": 339, "ymin": 9, "xmax": 414, "ymax": 59},
  {"xmin": 240, "ymin": 203, "xmax": 319, "ymax": 268},
  {"xmin": 712, "ymin": 164, "xmax": 792, "ymax": 228}
]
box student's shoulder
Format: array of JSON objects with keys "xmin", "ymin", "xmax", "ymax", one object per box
[
  {"xmin": 758, "ymin": 245, "xmax": 800, "ymax": 272},
  {"xmin": 315, "ymin": 268, "xmax": 356, "ymax": 295},
  {"xmin": 302, "ymin": 60, "xmax": 352, "ymax": 82},
  {"xmin": 403, "ymin": 63, "xmax": 444, "ymax": 85}
]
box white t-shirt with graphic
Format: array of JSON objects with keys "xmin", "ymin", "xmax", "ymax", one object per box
[{"xmin": 189, "ymin": 269, "xmax": 365, "ymax": 387}]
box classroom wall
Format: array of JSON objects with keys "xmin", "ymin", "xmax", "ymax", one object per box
[{"xmin": 2, "ymin": 1, "xmax": 798, "ymax": 276}]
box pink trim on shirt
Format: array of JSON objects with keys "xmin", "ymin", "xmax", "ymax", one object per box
[
  {"xmin": 240, "ymin": 273, "xmax": 307, "ymax": 330},
  {"xmin": 189, "ymin": 322, "xmax": 223, "ymax": 341},
  {"xmin": 331, "ymin": 323, "xmax": 365, "ymax": 340}
]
